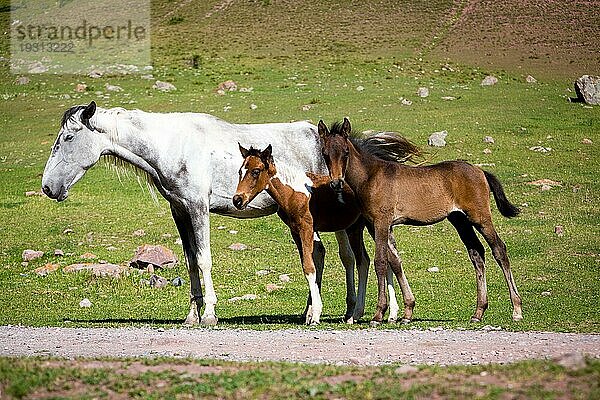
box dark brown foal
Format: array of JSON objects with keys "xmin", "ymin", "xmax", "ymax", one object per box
[
  {"xmin": 233, "ymin": 144, "xmax": 414, "ymax": 324},
  {"xmin": 319, "ymin": 118, "xmax": 523, "ymax": 326}
]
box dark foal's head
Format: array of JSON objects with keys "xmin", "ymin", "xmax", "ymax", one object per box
[
  {"xmin": 318, "ymin": 118, "xmax": 351, "ymax": 191},
  {"xmin": 233, "ymin": 144, "xmax": 276, "ymax": 210}
]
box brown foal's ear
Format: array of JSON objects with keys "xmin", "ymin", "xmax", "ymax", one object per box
[
  {"xmin": 261, "ymin": 144, "xmax": 273, "ymax": 164},
  {"xmin": 318, "ymin": 120, "xmax": 329, "ymax": 139},
  {"xmin": 238, "ymin": 143, "xmax": 250, "ymax": 158},
  {"xmin": 341, "ymin": 117, "xmax": 351, "ymax": 138}
]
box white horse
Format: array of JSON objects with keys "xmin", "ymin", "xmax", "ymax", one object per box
[{"xmin": 42, "ymin": 101, "xmax": 393, "ymax": 325}]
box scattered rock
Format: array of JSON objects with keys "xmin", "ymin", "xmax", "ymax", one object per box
[
  {"xmin": 228, "ymin": 294, "xmax": 257, "ymax": 302},
  {"xmin": 54, "ymin": 249, "xmax": 64, "ymax": 256},
  {"xmin": 63, "ymin": 229, "xmax": 74, "ymax": 234},
  {"xmin": 217, "ymin": 226, "xmax": 227, "ymax": 230},
  {"xmin": 573, "ymin": 75, "xmax": 600, "ymax": 105},
  {"xmin": 88, "ymin": 70, "xmax": 103, "ymax": 78},
  {"xmin": 554, "ymin": 225, "xmax": 564, "ymax": 237},
  {"xmin": 527, "ymin": 179, "xmax": 562, "ymax": 187},
  {"xmin": 239, "ymin": 87, "xmax": 253, "ymax": 93},
  {"xmin": 22, "ymin": 250, "xmax": 44, "ymax": 262},
  {"xmin": 129, "ymin": 244, "xmax": 178, "ymax": 269},
  {"xmin": 526, "ymin": 75, "xmax": 537, "ymax": 83},
  {"xmin": 140, "ymin": 74, "xmax": 154, "ymax": 80},
  {"xmin": 416, "ymin": 87, "xmax": 429, "ymax": 97},
  {"xmin": 64, "ymin": 263, "xmax": 129, "ymax": 278},
  {"xmin": 175, "ymin": 238, "xmax": 183, "ymax": 246},
  {"xmin": 79, "ymin": 298, "xmax": 92, "ymax": 308},
  {"xmin": 441, "ymin": 96, "xmax": 456, "ymax": 101},
  {"xmin": 428, "ymin": 130, "xmax": 448, "ymax": 147},
  {"xmin": 256, "ymin": 269, "xmax": 270, "ymax": 276},
  {"xmin": 217, "ymin": 80, "xmax": 238, "ymax": 92},
  {"xmin": 279, "ymin": 274, "xmax": 291, "ymax": 283},
  {"xmin": 400, "ymin": 98, "xmax": 412, "ymax": 106},
  {"xmin": 356, "ymin": 85, "xmax": 364, "ymax": 91},
  {"xmin": 249, "ymin": 103, "xmax": 258, "ymax": 110},
  {"xmin": 529, "ymin": 146, "xmax": 552, "ymax": 153},
  {"xmin": 582, "ymin": 138, "xmax": 593, "ymax": 145},
  {"xmin": 153, "ymin": 81, "xmax": 177, "ymax": 91},
  {"xmin": 25, "ymin": 190, "xmax": 44, "ymax": 197},
  {"xmin": 171, "ymin": 276, "xmax": 184, "ymax": 287},
  {"xmin": 266, "ymin": 283, "xmax": 283, "ymax": 293},
  {"xmin": 34, "ymin": 263, "xmax": 59, "ymax": 276},
  {"xmin": 105, "ymin": 83, "xmax": 123, "ymax": 92},
  {"xmin": 541, "ymin": 291, "xmax": 552, "ymax": 296},
  {"xmin": 483, "ymin": 136, "xmax": 495, "ymax": 144},
  {"xmin": 541, "ymin": 184, "xmax": 552, "ymax": 191},
  {"xmin": 106, "ymin": 246, "xmax": 118, "ymax": 251},
  {"xmin": 481, "ymin": 75, "xmax": 498, "ymax": 86},
  {"xmin": 394, "ymin": 365, "xmax": 419, "ymax": 375},
  {"xmin": 75, "ymin": 83, "xmax": 88, "ymax": 93},
  {"xmin": 427, "ymin": 266, "xmax": 440, "ymax": 273},
  {"xmin": 228, "ymin": 243, "xmax": 247, "ymax": 251},
  {"xmin": 229, "ymin": 230, "xmax": 238, "ymax": 235},
  {"xmin": 132, "ymin": 229, "xmax": 146, "ymax": 237},
  {"xmin": 28, "ymin": 62, "xmax": 48, "ymax": 74},
  {"xmin": 15, "ymin": 76, "xmax": 30, "ymax": 85},
  {"xmin": 554, "ymin": 352, "xmax": 587, "ymax": 370},
  {"xmin": 80, "ymin": 252, "xmax": 97, "ymax": 260},
  {"xmin": 483, "ymin": 148, "xmax": 492, "ymax": 154},
  {"xmin": 301, "ymin": 104, "xmax": 312, "ymax": 111},
  {"xmin": 149, "ymin": 274, "xmax": 169, "ymax": 289}
]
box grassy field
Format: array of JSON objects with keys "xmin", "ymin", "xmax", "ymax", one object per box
[{"xmin": 0, "ymin": 0, "xmax": 599, "ymax": 397}]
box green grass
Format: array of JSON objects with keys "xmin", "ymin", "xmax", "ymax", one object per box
[{"xmin": 0, "ymin": 357, "xmax": 599, "ymax": 399}]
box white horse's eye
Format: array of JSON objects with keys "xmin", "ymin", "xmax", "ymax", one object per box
[{"xmin": 64, "ymin": 134, "xmax": 75, "ymax": 142}]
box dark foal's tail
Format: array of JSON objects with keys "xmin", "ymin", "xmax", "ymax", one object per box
[{"xmin": 484, "ymin": 171, "xmax": 520, "ymax": 218}]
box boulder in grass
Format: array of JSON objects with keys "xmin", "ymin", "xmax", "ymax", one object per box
[
  {"xmin": 22, "ymin": 250, "xmax": 44, "ymax": 262},
  {"xmin": 153, "ymin": 80, "xmax": 176, "ymax": 92},
  {"xmin": 129, "ymin": 244, "xmax": 178, "ymax": 270},
  {"xmin": 428, "ymin": 130, "xmax": 448, "ymax": 147},
  {"xmin": 481, "ymin": 75, "xmax": 498, "ymax": 86},
  {"xmin": 64, "ymin": 263, "xmax": 129, "ymax": 278},
  {"xmin": 573, "ymin": 75, "xmax": 600, "ymax": 105}
]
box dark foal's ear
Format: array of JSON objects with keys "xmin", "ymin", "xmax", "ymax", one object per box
[
  {"xmin": 341, "ymin": 117, "xmax": 351, "ymax": 138},
  {"xmin": 81, "ymin": 101, "xmax": 96, "ymax": 130},
  {"xmin": 318, "ymin": 120, "xmax": 329, "ymax": 139},
  {"xmin": 238, "ymin": 143, "xmax": 250, "ymax": 158}
]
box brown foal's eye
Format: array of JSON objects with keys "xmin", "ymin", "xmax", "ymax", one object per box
[{"xmin": 251, "ymin": 169, "xmax": 261, "ymax": 178}]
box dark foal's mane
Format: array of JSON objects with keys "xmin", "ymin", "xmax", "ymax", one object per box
[{"xmin": 328, "ymin": 121, "xmax": 422, "ymax": 164}]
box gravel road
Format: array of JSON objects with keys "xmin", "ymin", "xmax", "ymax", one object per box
[{"xmin": 1, "ymin": 326, "xmax": 598, "ymax": 366}]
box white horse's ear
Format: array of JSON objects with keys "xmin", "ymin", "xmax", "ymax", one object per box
[
  {"xmin": 341, "ymin": 117, "xmax": 351, "ymax": 138},
  {"xmin": 238, "ymin": 142, "xmax": 250, "ymax": 158},
  {"xmin": 81, "ymin": 101, "xmax": 96, "ymax": 130},
  {"xmin": 318, "ymin": 120, "xmax": 329, "ymax": 138}
]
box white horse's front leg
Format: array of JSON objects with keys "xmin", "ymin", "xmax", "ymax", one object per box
[{"xmin": 335, "ymin": 231, "xmax": 357, "ymax": 323}]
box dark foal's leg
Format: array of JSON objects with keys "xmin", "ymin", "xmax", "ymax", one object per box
[
  {"xmin": 335, "ymin": 230, "xmax": 358, "ymax": 323},
  {"xmin": 476, "ymin": 220, "xmax": 523, "ymax": 321},
  {"xmin": 371, "ymin": 222, "xmax": 391, "ymax": 326},
  {"xmin": 448, "ymin": 212, "xmax": 489, "ymax": 322},
  {"xmin": 387, "ymin": 231, "xmax": 415, "ymax": 324},
  {"xmin": 346, "ymin": 220, "xmax": 370, "ymax": 323}
]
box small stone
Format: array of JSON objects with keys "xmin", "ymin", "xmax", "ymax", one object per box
[
  {"xmin": 63, "ymin": 229, "xmax": 74, "ymax": 234},
  {"xmin": 441, "ymin": 96, "xmax": 456, "ymax": 101},
  {"xmin": 149, "ymin": 274, "xmax": 168, "ymax": 289},
  {"xmin": 394, "ymin": 365, "xmax": 418, "ymax": 375},
  {"xmin": 88, "ymin": 70, "xmax": 103, "ymax": 78},
  {"xmin": 54, "ymin": 249, "xmax": 64, "ymax": 256},
  {"xmin": 427, "ymin": 266, "xmax": 439, "ymax": 273},
  {"xmin": 554, "ymin": 352, "xmax": 587, "ymax": 370},
  {"xmin": 75, "ymin": 83, "xmax": 87, "ymax": 93},
  {"xmin": 21, "ymin": 262, "xmax": 29, "ymax": 268},
  {"xmin": 301, "ymin": 104, "xmax": 312, "ymax": 111},
  {"xmin": 416, "ymin": 87, "xmax": 429, "ymax": 97},
  {"xmin": 249, "ymin": 103, "xmax": 258, "ymax": 110},
  {"xmin": 256, "ymin": 269, "xmax": 270, "ymax": 276},
  {"xmin": 106, "ymin": 246, "xmax": 118, "ymax": 251},
  {"xmin": 529, "ymin": 146, "xmax": 552, "ymax": 153},
  {"xmin": 356, "ymin": 85, "xmax": 364, "ymax": 91},
  {"xmin": 216, "ymin": 89, "xmax": 225, "ymax": 96},
  {"xmin": 153, "ymin": 81, "xmax": 177, "ymax": 92},
  {"xmin": 80, "ymin": 252, "xmax": 97, "ymax": 260},
  {"xmin": 15, "ymin": 76, "xmax": 30, "ymax": 85},
  {"xmin": 239, "ymin": 87, "xmax": 253, "ymax": 93},
  {"xmin": 401, "ymin": 98, "xmax": 412, "ymax": 106},
  {"xmin": 217, "ymin": 80, "xmax": 238, "ymax": 92},
  {"xmin": 265, "ymin": 283, "xmax": 282, "ymax": 293},
  {"xmin": 229, "ymin": 230, "xmax": 238, "ymax": 235},
  {"xmin": 541, "ymin": 291, "xmax": 551, "ymax": 296},
  {"xmin": 140, "ymin": 74, "xmax": 154, "ymax": 80},
  {"xmin": 132, "ymin": 229, "xmax": 145, "ymax": 237},
  {"xmin": 527, "ymin": 179, "xmax": 562, "ymax": 187},
  {"xmin": 34, "ymin": 263, "xmax": 59, "ymax": 276},
  {"xmin": 22, "ymin": 250, "xmax": 44, "ymax": 262},
  {"xmin": 483, "ymin": 148, "xmax": 492, "ymax": 154},
  {"xmin": 428, "ymin": 130, "xmax": 448, "ymax": 147},
  {"xmin": 105, "ymin": 83, "xmax": 123, "ymax": 92},
  {"xmin": 483, "ymin": 136, "xmax": 495, "ymax": 144},
  {"xmin": 228, "ymin": 294, "xmax": 257, "ymax": 302},
  {"xmin": 554, "ymin": 225, "xmax": 564, "ymax": 236},
  {"xmin": 582, "ymin": 138, "xmax": 593, "ymax": 145},
  {"xmin": 279, "ymin": 274, "xmax": 291, "ymax": 283},
  {"xmin": 130, "ymin": 244, "xmax": 178, "ymax": 269},
  {"xmin": 526, "ymin": 75, "xmax": 537, "ymax": 83},
  {"xmin": 171, "ymin": 276, "xmax": 184, "ymax": 287},
  {"xmin": 28, "ymin": 62, "xmax": 48, "ymax": 73},
  {"xmin": 217, "ymin": 226, "xmax": 227, "ymax": 230},
  {"xmin": 64, "ymin": 263, "xmax": 128, "ymax": 278},
  {"xmin": 146, "ymin": 264, "xmax": 154, "ymax": 274},
  {"xmin": 25, "ymin": 190, "xmax": 44, "ymax": 197},
  {"xmin": 79, "ymin": 298, "xmax": 92, "ymax": 308},
  {"xmin": 541, "ymin": 184, "xmax": 552, "ymax": 191},
  {"xmin": 481, "ymin": 75, "xmax": 498, "ymax": 86},
  {"xmin": 228, "ymin": 243, "xmax": 247, "ymax": 251}
]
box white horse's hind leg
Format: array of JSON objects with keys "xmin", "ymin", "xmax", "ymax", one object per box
[
  {"xmin": 335, "ymin": 231, "xmax": 357, "ymax": 323},
  {"xmin": 193, "ymin": 204, "xmax": 218, "ymax": 326}
]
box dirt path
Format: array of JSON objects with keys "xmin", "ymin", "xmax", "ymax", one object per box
[{"xmin": 1, "ymin": 326, "xmax": 598, "ymax": 366}]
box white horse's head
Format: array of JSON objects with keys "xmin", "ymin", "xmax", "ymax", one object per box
[{"xmin": 42, "ymin": 101, "xmax": 107, "ymax": 201}]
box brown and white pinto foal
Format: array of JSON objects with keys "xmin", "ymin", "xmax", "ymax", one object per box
[
  {"xmin": 319, "ymin": 118, "xmax": 523, "ymax": 326},
  {"xmin": 233, "ymin": 144, "xmax": 415, "ymax": 325}
]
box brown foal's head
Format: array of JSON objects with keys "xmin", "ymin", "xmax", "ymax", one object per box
[
  {"xmin": 233, "ymin": 144, "xmax": 276, "ymax": 210},
  {"xmin": 318, "ymin": 118, "xmax": 351, "ymax": 191}
]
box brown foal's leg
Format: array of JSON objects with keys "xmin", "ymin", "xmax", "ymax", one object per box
[
  {"xmin": 448, "ymin": 212, "xmax": 489, "ymax": 322},
  {"xmin": 477, "ymin": 221, "xmax": 523, "ymax": 321},
  {"xmin": 291, "ymin": 227, "xmax": 322, "ymax": 325},
  {"xmin": 371, "ymin": 222, "xmax": 391, "ymax": 326}
]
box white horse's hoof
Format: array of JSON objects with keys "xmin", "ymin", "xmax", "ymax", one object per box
[
  {"xmin": 200, "ymin": 315, "xmax": 218, "ymax": 326},
  {"xmin": 369, "ymin": 320, "xmax": 382, "ymax": 328},
  {"xmin": 388, "ymin": 316, "xmax": 397, "ymax": 324},
  {"xmin": 470, "ymin": 317, "xmax": 482, "ymax": 323}
]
